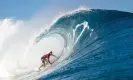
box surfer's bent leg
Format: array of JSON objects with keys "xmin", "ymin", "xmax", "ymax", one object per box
[
  {"xmin": 44, "ymin": 58, "xmax": 48, "ymax": 64},
  {"xmin": 39, "ymin": 63, "xmax": 45, "ymax": 70},
  {"xmin": 39, "ymin": 58, "xmax": 46, "ymax": 70},
  {"xmin": 45, "ymin": 57, "xmax": 51, "ymax": 65}
]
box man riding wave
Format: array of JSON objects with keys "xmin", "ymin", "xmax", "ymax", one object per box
[{"xmin": 38, "ymin": 51, "xmax": 58, "ymax": 70}]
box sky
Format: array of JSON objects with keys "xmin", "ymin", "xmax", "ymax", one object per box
[{"xmin": 0, "ymin": 0, "xmax": 133, "ymax": 20}]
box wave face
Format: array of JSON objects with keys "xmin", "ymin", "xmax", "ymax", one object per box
[{"xmin": 38, "ymin": 9, "xmax": 133, "ymax": 80}]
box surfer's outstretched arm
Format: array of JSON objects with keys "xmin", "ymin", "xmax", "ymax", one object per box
[
  {"xmin": 48, "ymin": 59, "xmax": 52, "ymax": 65},
  {"xmin": 52, "ymin": 54, "xmax": 58, "ymax": 59}
]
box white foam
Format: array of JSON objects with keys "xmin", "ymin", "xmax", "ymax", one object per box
[{"xmin": 0, "ymin": 7, "xmax": 91, "ymax": 80}]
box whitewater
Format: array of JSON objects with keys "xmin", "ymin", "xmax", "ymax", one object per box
[{"xmin": 0, "ymin": 8, "xmax": 133, "ymax": 80}]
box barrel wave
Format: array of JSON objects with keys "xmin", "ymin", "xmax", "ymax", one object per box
[{"xmin": 37, "ymin": 9, "xmax": 133, "ymax": 80}]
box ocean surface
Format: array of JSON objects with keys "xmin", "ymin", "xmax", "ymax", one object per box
[{"xmin": 37, "ymin": 9, "xmax": 133, "ymax": 80}]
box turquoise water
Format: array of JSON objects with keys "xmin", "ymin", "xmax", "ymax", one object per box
[{"xmin": 38, "ymin": 9, "xmax": 133, "ymax": 80}]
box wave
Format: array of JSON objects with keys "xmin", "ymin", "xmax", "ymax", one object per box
[{"xmin": 38, "ymin": 9, "xmax": 133, "ymax": 80}]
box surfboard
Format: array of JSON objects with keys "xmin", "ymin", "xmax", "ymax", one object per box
[{"xmin": 14, "ymin": 56, "xmax": 60, "ymax": 80}]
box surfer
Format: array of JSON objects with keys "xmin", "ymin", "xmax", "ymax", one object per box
[{"xmin": 38, "ymin": 51, "xmax": 58, "ymax": 70}]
